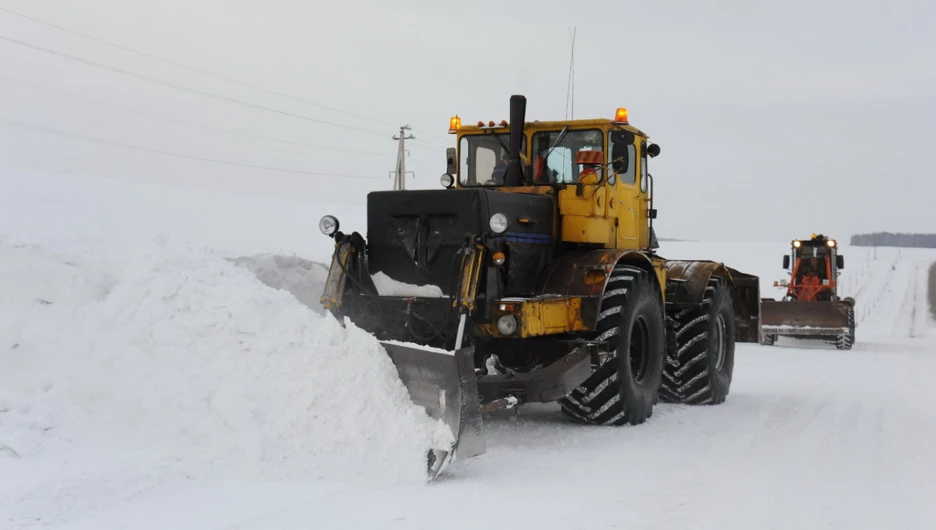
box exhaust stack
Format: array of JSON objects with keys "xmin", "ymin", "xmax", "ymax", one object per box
[{"xmin": 504, "ymin": 95, "xmax": 526, "ymax": 187}]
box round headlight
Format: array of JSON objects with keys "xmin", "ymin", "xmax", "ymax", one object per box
[
  {"xmin": 440, "ymin": 173, "xmax": 455, "ymax": 188},
  {"xmin": 793, "ymin": 240, "xmax": 802, "ymax": 248},
  {"xmin": 319, "ymin": 215, "xmax": 339, "ymax": 236},
  {"xmin": 827, "ymin": 239, "xmax": 836, "ymax": 248},
  {"xmin": 496, "ymin": 314, "xmax": 518, "ymax": 336},
  {"xmin": 489, "ymin": 213, "xmax": 509, "ymax": 234}
]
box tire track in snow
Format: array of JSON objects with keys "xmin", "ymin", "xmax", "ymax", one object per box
[
  {"xmin": 909, "ymin": 261, "xmax": 919, "ymax": 338},
  {"xmin": 891, "ymin": 259, "xmax": 932, "ymax": 339},
  {"xmin": 608, "ymin": 393, "xmax": 837, "ymax": 528},
  {"xmin": 929, "ymin": 262, "xmax": 936, "ymax": 321}
]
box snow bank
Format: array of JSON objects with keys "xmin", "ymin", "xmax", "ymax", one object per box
[
  {"xmin": 229, "ymin": 253, "xmax": 331, "ymax": 314},
  {"xmin": 229, "ymin": 256, "xmax": 446, "ymax": 310},
  {"xmin": 372, "ymin": 271, "xmax": 445, "ymax": 298},
  {"xmin": 0, "ymin": 237, "xmax": 453, "ymax": 488}
]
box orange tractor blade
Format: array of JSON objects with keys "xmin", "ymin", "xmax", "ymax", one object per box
[{"xmin": 760, "ymin": 298, "xmax": 856, "ymax": 348}]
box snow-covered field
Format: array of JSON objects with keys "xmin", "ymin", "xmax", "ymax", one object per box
[{"xmin": 2, "ymin": 171, "xmax": 935, "ymax": 529}]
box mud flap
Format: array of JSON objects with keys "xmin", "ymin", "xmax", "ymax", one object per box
[
  {"xmin": 380, "ymin": 341, "xmax": 484, "ymax": 479},
  {"xmin": 760, "ymin": 299, "xmax": 853, "ymax": 340}
]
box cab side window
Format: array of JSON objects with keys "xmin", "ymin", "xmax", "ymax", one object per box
[{"xmin": 609, "ymin": 131, "xmax": 636, "ymax": 185}]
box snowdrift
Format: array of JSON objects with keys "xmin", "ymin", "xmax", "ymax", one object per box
[
  {"xmin": 0, "ymin": 237, "xmax": 453, "ymax": 487},
  {"xmin": 229, "ymin": 253, "xmax": 332, "ymax": 315}
]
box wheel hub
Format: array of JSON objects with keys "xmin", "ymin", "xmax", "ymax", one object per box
[
  {"xmin": 630, "ymin": 315, "xmax": 652, "ymax": 383},
  {"xmin": 714, "ymin": 313, "xmax": 727, "ymax": 371}
]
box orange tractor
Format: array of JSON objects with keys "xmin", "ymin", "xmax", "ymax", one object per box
[{"xmin": 761, "ymin": 234, "xmax": 855, "ymax": 349}]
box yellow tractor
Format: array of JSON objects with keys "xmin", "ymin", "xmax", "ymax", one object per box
[{"xmin": 318, "ymin": 95, "xmax": 761, "ymax": 478}]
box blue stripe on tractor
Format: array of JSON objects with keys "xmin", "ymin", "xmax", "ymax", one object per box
[{"xmin": 502, "ymin": 232, "xmax": 552, "ymax": 244}]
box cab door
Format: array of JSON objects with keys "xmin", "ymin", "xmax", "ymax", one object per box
[{"xmin": 609, "ymin": 130, "xmax": 643, "ymax": 250}]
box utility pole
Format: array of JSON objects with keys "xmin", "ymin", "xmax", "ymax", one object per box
[{"xmin": 392, "ymin": 125, "xmax": 415, "ymax": 190}]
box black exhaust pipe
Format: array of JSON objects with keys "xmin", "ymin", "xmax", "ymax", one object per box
[{"xmin": 504, "ymin": 95, "xmax": 526, "ymax": 187}]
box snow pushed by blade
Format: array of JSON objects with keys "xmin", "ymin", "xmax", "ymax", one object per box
[
  {"xmin": 228, "ymin": 253, "xmax": 331, "ymax": 314},
  {"xmin": 372, "ymin": 271, "xmax": 445, "ymax": 298},
  {"xmin": 0, "ymin": 236, "xmax": 453, "ymax": 522}
]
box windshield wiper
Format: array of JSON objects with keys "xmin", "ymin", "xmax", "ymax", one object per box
[
  {"xmin": 493, "ymin": 134, "xmax": 510, "ymax": 158},
  {"xmin": 543, "ymin": 126, "xmax": 569, "ymax": 162}
]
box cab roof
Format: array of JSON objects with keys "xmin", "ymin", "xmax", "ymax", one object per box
[{"xmin": 452, "ymin": 118, "xmax": 648, "ymax": 138}]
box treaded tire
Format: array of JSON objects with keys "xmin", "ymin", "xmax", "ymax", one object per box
[
  {"xmin": 762, "ymin": 333, "xmax": 776, "ymax": 346},
  {"xmin": 660, "ymin": 277, "xmax": 736, "ymax": 405},
  {"xmin": 558, "ymin": 265, "xmax": 665, "ymax": 426},
  {"xmin": 836, "ymin": 306, "xmax": 855, "ymax": 350}
]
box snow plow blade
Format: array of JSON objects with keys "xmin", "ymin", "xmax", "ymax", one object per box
[
  {"xmin": 760, "ymin": 299, "xmax": 854, "ymax": 339},
  {"xmin": 380, "ymin": 341, "xmax": 484, "ymax": 479}
]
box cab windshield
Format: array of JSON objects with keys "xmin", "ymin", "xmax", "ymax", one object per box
[
  {"xmin": 531, "ymin": 129, "xmax": 604, "ymax": 184},
  {"xmin": 458, "ymin": 133, "xmax": 526, "ymax": 187}
]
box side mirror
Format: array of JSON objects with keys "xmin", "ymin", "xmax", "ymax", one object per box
[
  {"xmin": 446, "ymin": 147, "xmax": 457, "ymax": 175},
  {"xmin": 782, "ymin": 256, "xmax": 790, "ymax": 269},
  {"xmin": 610, "ymin": 130, "xmax": 636, "ymax": 175},
  {"xmin": 647, "ymin": 143, "xmax": 661, "ymax": 158},
  {"xmin": 836, "ymin": 255, "xmax": 844, "ymax": 269}
]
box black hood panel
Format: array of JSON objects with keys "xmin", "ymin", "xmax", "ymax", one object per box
[{"xmin": 366, "ymin": 189, "xmax": 554, "ymax": 294}]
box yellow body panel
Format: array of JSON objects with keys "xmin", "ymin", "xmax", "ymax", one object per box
[
  {"xmin": 481, "ymin": 297, "xmax": 591, "ymax": 338},
  {"xmin": 560, "ymin": 216, "xmax": 613, "ymax": 244},
  {"xmin": 558, "ymin": 185, "xmax": 607, "ymax": 218},
  {"xmin": 518, "ymin": 297, "xmax": 589, "ymax": 337},
  {"xmin": 615, "ymin": 181, "xmax": 648, "ymax": 250}
]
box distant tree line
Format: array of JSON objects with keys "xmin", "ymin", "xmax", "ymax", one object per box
[{"xmin": 850, "ymin": 232, "xmax": 936, "ymax": 248}]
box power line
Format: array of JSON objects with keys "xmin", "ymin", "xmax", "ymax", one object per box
[
  {"xmin": 0, "ymin": 117, "xmax": 384, "ymax": 180},
  {"xmin": 409, "ymin": 126, "xmax": 452, "ymax": 142},
  {"xmin": 0, "ymin": 34, "xmax": 390, "ymax": 137},
  {"xmin": 0, "ymin": 6, "xmax": 406, "ymax": 130},
  {"xmin": 0, "ymin": 7, "xmax": 455, "ymax": 142},
  {"xmin": 408, "ymin": 141, "xmax": 444, "ymax": 153},
  {"xmin": 411, "ymin": 137, "xmax": 451, "ymax": 150},
  {"xmin": 0, "ymin": 74, "xmax": 394, "ymax": 157}
]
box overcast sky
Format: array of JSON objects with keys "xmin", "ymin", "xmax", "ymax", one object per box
[{"xmin": 0, "ymin": 0, "xmax": 933, "ymax": 242}]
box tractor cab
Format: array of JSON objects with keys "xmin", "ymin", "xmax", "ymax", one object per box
[
  {"xmin": 777, "ymin": 234, "xmax": 845, "ymax": 302},
  {"xmin": 443, "ymin": 105, "xmax": 661, "ymax": 252}
]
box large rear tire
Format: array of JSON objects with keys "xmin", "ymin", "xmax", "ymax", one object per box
[
  {"xmin": 559, "ymin": 265, "xmax": 665, "ymax": 426},
  {"xmin": 660, "ymin": 277, "xmax": 736, "ymax": 405}
]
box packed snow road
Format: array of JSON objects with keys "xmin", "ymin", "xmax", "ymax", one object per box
[{"xmin": 2, "ymin": 172, "xmax": 935, "ymax": 529}]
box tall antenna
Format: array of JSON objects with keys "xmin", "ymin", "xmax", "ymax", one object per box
[{"xmin": 565, "ymin": 27, "xmax": 576, "ymax": 120}]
